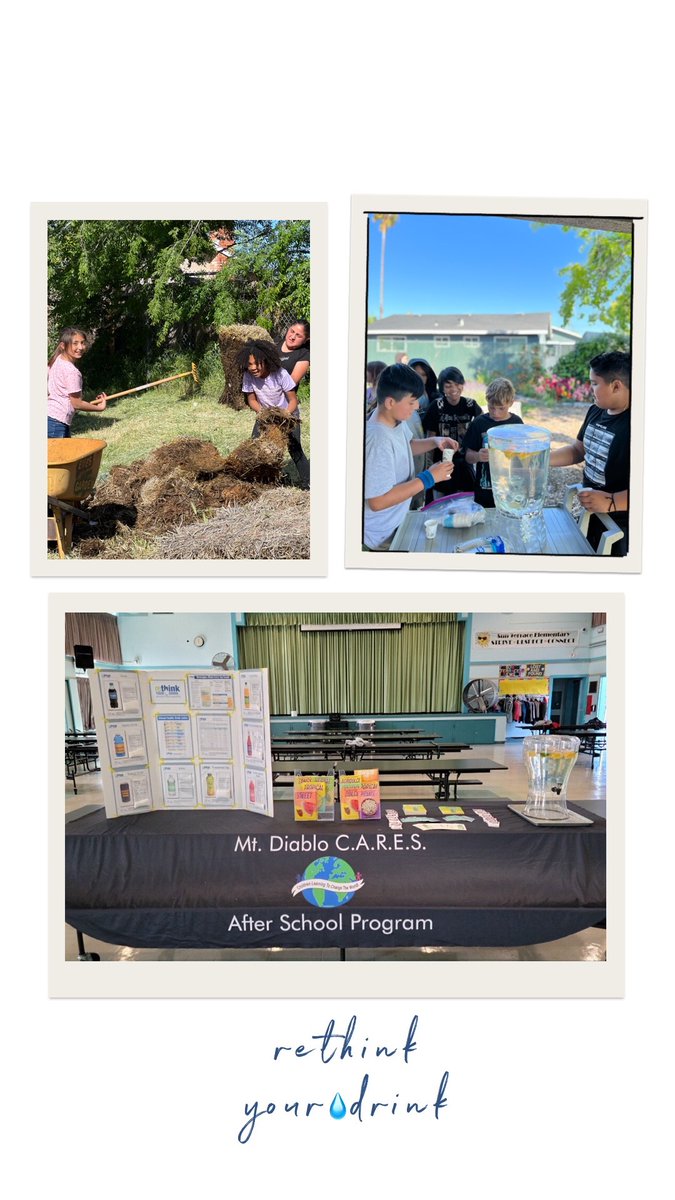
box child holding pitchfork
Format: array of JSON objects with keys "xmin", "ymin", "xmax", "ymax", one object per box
[{"xmin": 47, "ymin": 327, "xmax": 108, "ymax": 438}]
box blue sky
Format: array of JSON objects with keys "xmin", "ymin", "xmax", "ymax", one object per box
[{"xmin": 367, "ymin": 214, "xmax": 604, "ymax": 332}]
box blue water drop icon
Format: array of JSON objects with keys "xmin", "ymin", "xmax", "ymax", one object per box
[{"xmin": 330, "ymin": 1092, "xmax": 347, "ymax": 1120}]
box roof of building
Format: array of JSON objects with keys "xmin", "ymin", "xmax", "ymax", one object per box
[{"xmin": 369, "ymin": 312, "xmax": 556, "ymax": 335}]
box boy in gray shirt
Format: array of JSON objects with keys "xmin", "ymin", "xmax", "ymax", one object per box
[{"xmin": 364, "ymin": 363, "xmax": 457, "ymax": 550}]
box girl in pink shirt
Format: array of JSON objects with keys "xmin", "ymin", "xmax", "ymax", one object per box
[{"xmin": 47, "ymin": 327, "xmax": 108, "ymax": 438}]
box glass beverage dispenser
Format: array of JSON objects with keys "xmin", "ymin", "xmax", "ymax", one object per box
[
  {"xmin": 487, "ymin": 424, "xmax": 551, "ymax": 552},
  {"xmin": 523, "ymin": 735, "xmax": 580, "ymax": 820}
]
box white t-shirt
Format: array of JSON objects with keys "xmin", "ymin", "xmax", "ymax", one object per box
[{"xmin": 363, "ymin": 414, "xmax": 415, "ymax": 550}]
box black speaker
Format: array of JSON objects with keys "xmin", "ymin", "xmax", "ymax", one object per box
[{"xmin": 74, "ymin": 644, "xmax": 95, "ymax": 670}]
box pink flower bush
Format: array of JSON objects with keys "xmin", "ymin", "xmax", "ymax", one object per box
[{"xmin": 536, "ymin": 374, "xmax": 593, "ymax": 403}]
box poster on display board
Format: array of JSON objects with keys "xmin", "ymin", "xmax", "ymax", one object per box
[
  {"xmin": 188, "ymin": 672, "xmax": 235, "ymax": 712},
  {"xmin": 100, "ymin": 670, "xmax": 142, "ymax": 716},
  {"xmin": 88, "ymin": 666, "xmax": 274, "ymax": 819},
  {"xmin": 199, "ymin": 763, "xmax": 235, "ymax": 807},
  {"xmin": 243, "ymin": 721, "xmax": 265, "ymax": 766},
  {"xmin": 160, "ymin": 763, "xmax": 198, "ymax": 807},
  {"xmin": 148, "ymin": 676, "xmax": 187, "ymax": 705},
  {"xmin": 196, "ymin": 713, "xmax": 233, "ymax": 759},
  {"xmin": 105, "ymin": 720, "xmax": 147, "ymax": 766},
  {"xmin": 155, "ymin": 712, "xmax": 194, "ymax": 759},
  {"xmin": 240, "ymin": 672, "xmax": 263, "ymax": 715},
  {"xmin": 113, "ymin": 767, "xmax": 152, "ymax": 815}
]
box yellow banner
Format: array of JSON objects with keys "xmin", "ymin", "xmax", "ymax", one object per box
[{"xmin": 499, "ymin": 678, "xmax": 549, "ymax": 695}]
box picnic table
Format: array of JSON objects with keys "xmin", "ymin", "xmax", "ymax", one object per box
[
  {"xmin": 271, "ymin": 740, "xmax": 470, "ymax": 762},
  {"xmin": 272, "ymin": 756, "xmax": 507, "ymax": 803},
  {"xmin": 389, "ymin": 506, "xmax": 594, "ymax": 555},
  {"xmin": 65, "ymin": 732, "xmax": 100, "ymax": 794},
  {"xmin": 276, "ymin": 729, "xmax": 428, "ymax": 740}
]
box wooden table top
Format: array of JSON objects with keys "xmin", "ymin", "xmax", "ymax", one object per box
[{"xmin": 389, "ymin": 506, "xmax": 595, "ymax": 555}]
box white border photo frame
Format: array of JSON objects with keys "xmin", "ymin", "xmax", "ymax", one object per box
[
  {"xmin": 33, "ymin": 202, "xmax": 328, "ymax": 577},
  {"xmin": 346, "ymin": 196, "xmax": 646, "ymax": 573},
  {"xmin": 51, "ymin": 590, "xmax": 623, "ymax": 1001}
]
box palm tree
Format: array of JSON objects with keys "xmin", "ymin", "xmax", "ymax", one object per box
[{"xmin": 372, "ymin": 213, "xmax": 399, "ymax": 319}]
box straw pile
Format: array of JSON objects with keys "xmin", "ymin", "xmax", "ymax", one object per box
[
  {"xmin": 156, "ymin": 488, "xmax": 310, "ymax": 560},
  {"xmin": 87, "ymin": 436, "xmax": 267, "ymax": 537},
  {"xmin": 220, "ymin": 407, "xmax": 297, "ymax": 483},
  {"xmin": 217, "ymin": 323, "xmax": 275, "ymax": 408}
]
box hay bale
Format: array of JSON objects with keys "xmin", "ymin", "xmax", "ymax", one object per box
[
  {"xmin": 199, "ymin": 474, "xmax": 263, "ymax": 507},
  {"xmin": 140, "ymin": 438, "xmax": 228, "ymax": 479},
  {"xmin": 217, "ymin": 323, "xmax": 275, "ymax": 408},
  {"xmin": 93, "ymin": 466, "xmax": 141, "ymax": 506},
  {"xmin": 135, "ymin": 468, "xmax": 205, "ymax": 533},
  {"xmin": 256, "ymin": 406, "xmax": 299, "ymax": 449},
  {"xmin": 156, "ymin": 488, "xmax": 310, "ymax": 560},
  {"xmin": 220, "ymin": 434, "xmax": 286, "ymax": 484}
]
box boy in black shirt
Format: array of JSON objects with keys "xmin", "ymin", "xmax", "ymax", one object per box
[
  {"xmin": 549, "ymin": 349, "xmax": 630, "ymax": 555},
  {"xmin": 422, "ymin": 366, "xmax": 483, "ymax": 496},
  {"xmin": 464, "ymin": 377, "xmax": 523, "ymax": 507}
]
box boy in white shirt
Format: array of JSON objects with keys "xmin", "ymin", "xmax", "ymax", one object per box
[{"xmin": 363, "ymin": 363, "xmax": 457, "ymax": 550}]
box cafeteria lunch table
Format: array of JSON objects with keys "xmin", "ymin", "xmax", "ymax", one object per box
[
  {"xmin": 272, "ymin": 756, "xmax": 507, "ymax": 803},
  {"xmin": 271, "ymin": 741, "xmax": 470, "ymax": 761}
]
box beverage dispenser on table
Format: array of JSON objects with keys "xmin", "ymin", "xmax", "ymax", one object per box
[
  {"xmin": 487, "ymin": 424, "xmax": 551, "ymax": 552},
  {"xmin": 523, "ymin": 735, "xmax": 580, "ymax": 820}
]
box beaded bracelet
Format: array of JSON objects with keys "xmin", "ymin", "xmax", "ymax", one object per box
[{"xmin": 416, "ymin": 469, "xmax": 435, "ymax": 490}]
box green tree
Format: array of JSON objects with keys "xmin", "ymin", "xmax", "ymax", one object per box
[
  {"xmin": 553, "ymin": 334, "xmax": 626, "ymax": 380},
  {"xmin": 216, "ymin": 220, "xmax": 309, "ymax": 333},
  {"xmin": 371, "ymin": 213, "xmax": 399, "ymax": 318},
  {"xmin": 556, "ymin": 228, "xmax": 632, "ymax": 335},
  {"xmin": 47, "ymin": 219, "xmax": 309, "ymax": 390}
]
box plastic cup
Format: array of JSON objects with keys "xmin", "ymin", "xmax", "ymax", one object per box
[{"xmin": 424, "ymin": 520, "xmax": 439, "ymax": 540}]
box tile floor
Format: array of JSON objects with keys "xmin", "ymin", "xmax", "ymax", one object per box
[{"xmin": 64, "ymin": 737, "xmax": 607, "ymax": 962}]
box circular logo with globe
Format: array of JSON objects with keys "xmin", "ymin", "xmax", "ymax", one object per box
[{"xmin": 291, "ymin": 856, "xmax": 364, "ymax": 908}]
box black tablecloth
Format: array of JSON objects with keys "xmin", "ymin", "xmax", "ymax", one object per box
[{"xmin": 65, "ymin": 803, "xmax": 606, "ymax": 949}]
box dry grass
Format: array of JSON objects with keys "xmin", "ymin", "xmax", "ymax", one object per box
[{"xmin": 156, "ymin": 488, "xmax": 310, "ymax": 560}]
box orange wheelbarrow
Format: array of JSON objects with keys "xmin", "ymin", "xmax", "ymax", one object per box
[{"xmin": 48, "ymin": 438, "xmax": 107, "ymax": 558}]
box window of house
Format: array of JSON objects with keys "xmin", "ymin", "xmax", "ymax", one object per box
[
  {"xmin": 377, "ymin": 337, "xmax": 407, "ymax": 352},
  {"xmin": 433, "ymin": 336, "xmax": 450, "ymax": 346},
  {"xmin": 462, "ymin": 336, "xmax": 480, "ymax": 346}
]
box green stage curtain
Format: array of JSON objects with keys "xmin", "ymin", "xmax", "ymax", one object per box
[{"xmin": 238, "ymin": 614, "xmax": 464, "ymax": 714}]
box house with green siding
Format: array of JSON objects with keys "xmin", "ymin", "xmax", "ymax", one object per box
[{"xmin": 367, "ymin": 312, "xmax": 581, "ymax": 378}]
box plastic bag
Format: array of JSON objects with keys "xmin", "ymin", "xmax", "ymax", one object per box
[{"xmin": 420, "ymin": 492, "xmax": 486, "ymax": 529}]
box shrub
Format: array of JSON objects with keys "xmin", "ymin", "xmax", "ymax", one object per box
[
  {"xmin": 535, "ymin": 374, "xmax": 593, "ymax": 404},
  {"xmin": 554, "ymin": 335, "xmax": 626, "ymax": 381}
]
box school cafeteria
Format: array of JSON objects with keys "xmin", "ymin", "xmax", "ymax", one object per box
[{"xmin": 63, "ymin": 609, "xmax": 608, "ymax": 963}]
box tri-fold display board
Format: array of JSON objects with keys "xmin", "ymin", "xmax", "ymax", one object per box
[{"xmin": 89, "ymin": 667, "xmax": 274, "ymax": 819}]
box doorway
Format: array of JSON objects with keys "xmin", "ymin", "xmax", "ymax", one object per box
[{"xmin": 549, "ymin": 677, "xmax": 582, "ymax": 726}]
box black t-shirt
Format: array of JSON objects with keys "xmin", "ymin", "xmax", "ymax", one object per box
[
  {"xmin": 464, "ymin": 412, "xmax": 524, "ymax": 507},
  {"xmin": 578, "ymin": 403, "xmax": 630, "ymax": 553},
  {"xmin": 578, "ymin": 405, "xmax": 630, "ymax": 494},
  {"xmin": 276, "ymin": 342, "xmax": 310, "ymax": 381},
  {"xmin": 422, "ymin": 394, "xmax": 483, "ymax": 496},
  {"xmin": 422, "ymin": 394, "xmax": 483, "ymax": 446}
]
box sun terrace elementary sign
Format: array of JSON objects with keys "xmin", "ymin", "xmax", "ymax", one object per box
[{"xmin": 475, "ymin": 629, "xmax": 580, "ymax": 650}]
